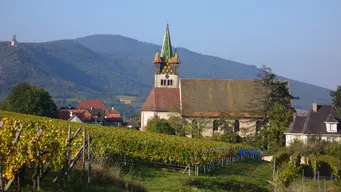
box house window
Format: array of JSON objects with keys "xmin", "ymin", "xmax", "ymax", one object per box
[
  {"xmin": 213, "ymin": 120, "xmax": 218, "ymax": 131},
  {"xmin": 234, "ymin": 120, "xmax": 240, "ymax": 133}
]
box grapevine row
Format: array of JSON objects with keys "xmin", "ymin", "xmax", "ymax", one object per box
[
  {"xmin": 0, "ymin": 111, "xmax": 258, "ymax": 171},
  {"xmin": 0, "ymin": 116, "xmax": 83, "ymax": 184}
]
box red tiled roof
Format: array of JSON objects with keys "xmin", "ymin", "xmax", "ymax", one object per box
[
  {"xmin": 58, "ymin": 109, "xmax": 91, "ymax": 122},
  {"xmin": 110, "ymin": 107, "xmax": 120, "ymax": 114},
  {"xmin": 141, "ymin": 88, "xmax": 180, "ymax": 112},
  {"xmin": 78, "ymin": 100, "xmax": 109, "ymax": 112},
  {"xmin": 153, "ymin": 52, "xmax": 162, "ymax": 64},
  {"xmin": 107, "ymin": 113, "xmax": 121, "ymax": 118},
  {"xmin": 107, "ymin": 107, "xmax": 121, "ymax": 118}
]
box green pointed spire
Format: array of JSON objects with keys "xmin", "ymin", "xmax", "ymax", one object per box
[{"xmin": 160, "ymin": 24, "xmax": 173, "ymax": 62}]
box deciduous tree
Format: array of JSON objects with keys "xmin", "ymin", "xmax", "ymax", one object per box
[
  {"xmin": 168, "ymin": 115, "xmax": 186, "ymax": 136},
  {"xmin": 3, "ymin": 82, "xmax": 58, "ymax": 118},
  {"xmin": 330, "ymin": 85, "xmax": 341, "ymax": 112},
  {"xmin": 254, "ymin": 65, "xmax": 299, "ymax": 151},
  {"xmin": 145, "ymin": 115, "xmax": 176, "ymax": 135},
  {"xmin": 189, "ymin": 117, "xmax": 210, "ymax": 138},
  {"xmin": 211, "ymin": 115, "xmax": 242, "ymax": 143}
]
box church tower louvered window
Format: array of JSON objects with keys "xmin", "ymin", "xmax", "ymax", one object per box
[{"xmin": 153, "ymin": 24, "xmax": 180, "ymax": 88}]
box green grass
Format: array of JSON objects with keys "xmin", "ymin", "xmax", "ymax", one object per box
[
  {"xmin": 286, "ymin": 179, "xmax": 337, "ymax": 192},
  {"xmin": 9, "ymin": 158, "xmax": 337, "ymax": 192},
  {"xmin": 130, "ymin": 159, "xmax": 273, "ymax": 192},
  {"xmin": 209, "ymin": 159, "xmax": 273, "ymax": 180}
]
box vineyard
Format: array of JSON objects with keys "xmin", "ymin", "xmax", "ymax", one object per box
[{"xmin": 0, "ymin": 111, "xmax": 261, "ymax": 191}]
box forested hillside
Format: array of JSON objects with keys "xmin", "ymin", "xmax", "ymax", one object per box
[{"xmin": 0, "ymin": 34, "xmax": 333, "ymax": 116}]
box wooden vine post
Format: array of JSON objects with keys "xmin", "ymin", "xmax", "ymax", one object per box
[
  {"xmin": 82, "ymin": 127, "xmax": 86, "ymax": 189},
  {"xmin": 64, "ymin": 126, "xmax": 72, "ymax": 186},
  {"xmin": 0, "ymin": 164, "xmax": 3, "ymax": 192},
  {"xmin": 87, "ymin": 131, "xmax": 91, "ymax": 184},
  {"xmin": 0, "ymin": 121, "xmax": 4, "ymax": 192},
  {"xmin": 32, "ymin": 127, "xmax": 43, "ymax": 192},
  {"xmin": 1, "ymin": 122, "xmax": 24, "ymax": 192},
  {"xmin": 52, "ymin": 126, "xmax": 92, "ymax": 190}
]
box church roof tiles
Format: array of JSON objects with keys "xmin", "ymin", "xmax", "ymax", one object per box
[
  {"xmin": 141, "ymin": 88, "xmax": 180, "ymax": 112},
  {"xmin": 180, "ymin": 79, "xmax": 266, "ymax": 117},
  {"xmin": 141, "ymin": 79, "xmax": 270, "ymax": 118}
]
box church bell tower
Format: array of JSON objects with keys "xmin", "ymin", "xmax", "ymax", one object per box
[{"xmin": 153, "ymin": 24, "xmax": 180, "ymax": 88}]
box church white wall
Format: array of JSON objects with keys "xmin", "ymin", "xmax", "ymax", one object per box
[
  {"xmin": 183, "ymin": 117, "xmax": 258, "ymax": 138},
  {"xmin": 155, "ymin": 74, "xmax": 178, "ymax": 88}
]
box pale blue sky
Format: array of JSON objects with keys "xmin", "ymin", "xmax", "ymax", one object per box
[{"xmin": 0, "ymin": 0, "xmax": 340, "ymax": 89}]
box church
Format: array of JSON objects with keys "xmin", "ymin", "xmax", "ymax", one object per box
[{"xmin": 141, "ymin": 25, "xmax": 267, "ymax": 137}]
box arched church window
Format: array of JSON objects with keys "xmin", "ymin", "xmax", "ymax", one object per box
[
  {"xmin": 256, "ymin": 120, "xmax": 261, "ymax": 132},
  {"xmin": 161, "ymin": 79, "xmax": 164, "ymax": 86},
  {"xmin": 167, "ymin": 80, "xmax": 170, "ymax": 85},
  {"xmin": 213, "ymin": 120, "xmax": 218, "ymax": 131},
  {"xmin": 234, "ymin": 120, "xmax": 240, "ymax": 133},
  {"xmin": 170, "ymin": 79, "xmax": 173, "ymax": 86}
]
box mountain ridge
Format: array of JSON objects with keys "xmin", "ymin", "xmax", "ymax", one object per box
[{"xmin": 0, "ymin": 34, "xmax": 333, "ymax": 114}]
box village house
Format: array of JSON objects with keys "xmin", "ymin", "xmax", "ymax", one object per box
[
  {"xmin": 58, "ymin": 99, "xmax": 123, "ymax": 126},
  {"xmin": 58, "ymin": 109, "xmax": 91, "ymax": 123},
  {"xmin": 140, "ymin": 25, "xmax": 276, "ymax": 138},
  {"xmin": 124, "ymin": 119, "xmax": 141, "ymax": 130},
  {"xmin": 284, "ymin": 103, "xmax": 341, "ymax": 146}
]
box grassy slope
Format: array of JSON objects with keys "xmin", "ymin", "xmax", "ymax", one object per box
[
  {"xmin": 209, "ymin": 159, "xmax": 272, "ymax": 180},
  {"xmin": 137, "ymin": 159, "xmax": 273, "ymax": 191},
  {"xmin": 7, "ymin": 159, "xmax": 273, "ymax": 192},
  {"xmin": 8, "ymin": 157, "xmax": 336, "ymax": 192}
]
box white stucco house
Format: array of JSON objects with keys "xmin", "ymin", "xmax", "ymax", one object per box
[{"xmin": 285, "ymin": 103, "xmax": 341, "ymax": 146}]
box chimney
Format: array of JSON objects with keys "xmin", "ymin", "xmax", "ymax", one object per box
[
  {"xmin": 70, "ymin": 111, "xmax": 73, "ymax": 117},
  {"xmin": 112, "ymin": 107, "xmax": 115, "ymax": 111},
  {"xmin": 312, "ymin": 103, "xmax": 318, "ymax": 112}
]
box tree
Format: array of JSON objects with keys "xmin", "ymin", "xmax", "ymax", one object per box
[
  {"xmin": 188, "ymin": 117, "xmax": 210, "ymax": 138},
  {"xmin": 211, "ymin": 115, "xmax": 242, "ymax": 143},
  {"xmin": 255, "ymin": 65, "xmax": 298, "ymax": 114},
  {"xmin": 262, "ymin": 104, "xmax": 293, "ymax": 151},
  {"xmin": 254, "ymin": 65, "xmax": 299, "ymax": 152},
  {"xmin": 130, "ymin": 113, "xmax": 141, "ymax": 124},
  {"xmin": 168, "ymin": 115, "xmax": 186, "ymax": 136},
  {"xmin": 3, "ymin": 82, "xmax": 58, "ymax": 118},
  {"xmin": 330, "ymin": 86, "xmax": 341, "ymax": 112},
  {"xmin": 145, "ymin": 115, "xmax": 175, "ymax": 135}
]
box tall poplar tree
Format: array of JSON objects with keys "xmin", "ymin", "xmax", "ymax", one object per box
[
  {"xmin": 254, "ymin": 65, "xmax": 299, "ymax": 151},
  {"xmin": 330, "ymin": 85, "xmax": 341, "ymax": 113}
]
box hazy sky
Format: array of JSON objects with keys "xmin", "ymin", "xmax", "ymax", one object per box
[{"xmin": 0, "ymin": 0, "xmax": 340, "ymax": 90}]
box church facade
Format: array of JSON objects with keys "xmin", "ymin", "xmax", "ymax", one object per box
[{"xmin": 141, "ymin": 25, "xmax": 269, "ymax": 138}]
